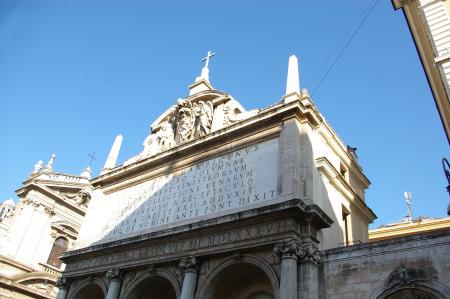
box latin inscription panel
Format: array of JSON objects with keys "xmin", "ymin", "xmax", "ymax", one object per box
[{"xmin": 77, "ymin": 138, "xmax": 278, "ymax": 246}]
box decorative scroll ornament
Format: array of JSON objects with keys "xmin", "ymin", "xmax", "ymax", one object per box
[
  {"xmin": 178, "ymin": 256, "xmax": 199, "ymax": 272},
  {"xmin": 43, "ymin": 205, "xmax": 56, "ymax": 216},
  {"xmin": 55, "ymin": 276, "xmax": 70, "ymax": 288},
  {"xmin": 22, "ymin": 198, "xmax": 40, "ymax": 208},
  {"xmin": 273, "ymin": 239, "xmax": 303, "ymax": 259},
  {"xmin": 385, "ymin": 265, "xmax": 432, "ymax": 288},
  {"xmin": 223, "ymin": 99, "xmax": 259, "ymax": 125},
  {"xmin": 106, "ymin": 268, "xmax": 124, "ymax": 281}
]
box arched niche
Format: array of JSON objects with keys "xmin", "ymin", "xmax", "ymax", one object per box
[
  {"xmin": 197, "ymin": 255, "xmax": 279, "ymax": 299},
  {"xmin": 121, "ymin": 269, "xmax": 180, "ymax": 299},
  {"xmin": 67, "ymin": 277, "xmax": 107, "ymax": 299}
]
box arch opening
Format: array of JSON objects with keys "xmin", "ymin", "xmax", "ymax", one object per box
[
  {"xmin": 127, "ymin": 275, "xmax": 177, "ymax": 299},
  {"xmin": 381, "ymin": 287, "xmax": 441, "ymax": 299},
  {"xmin": 204, "ymin": 262, "xmax": 275, "ymax": 299},
  {"xmin": 71, "ymin": 283, "xmax": 104, "ymax": 299}
]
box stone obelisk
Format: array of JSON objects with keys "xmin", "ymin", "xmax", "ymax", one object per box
[
  {"xmin": 286, "ymin": 55, "xmax": 300, "ymax": 94},
  {"xmin": 283, "ymin": 55, "xmax": 301, "ymax": 104},
  {"xmin": 101, "ymin": 135, "xmax": 123, "ymax": 174}
]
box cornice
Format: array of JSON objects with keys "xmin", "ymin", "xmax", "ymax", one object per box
[
  {"xmin": 316, "ymin": 157, "xmax": 376, "ymax": 222},
  {"xmin": 15, "ymin": 183, "xmax": 86, "ymax": 215},
  {"xmin": 92, "ymin": 99, "xmax": 326, "ymax": 190}
]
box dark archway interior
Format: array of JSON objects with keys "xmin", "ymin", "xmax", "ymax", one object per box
[
  {"xmin": 72, "ymin": 284, "xmax": 104, "ymax": 299},
  {"xmin": 384, "ymin": 288, "xmax": 439, "ymax": 299},
  {"xmin": 205, "ymin": 262, "xmax": 274, "ymax": 299},
  {"xmin": 127, "ymin": 276, "xmax": 177, "ymax": 299}
]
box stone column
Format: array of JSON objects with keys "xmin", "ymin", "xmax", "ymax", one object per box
[
  {"xmin": 179, "ymin": 256, "xmax": 199, "ymax": 299},
  {"xmin": 55, "ymin": 277, "xmax": 70, "ymax": 299},
  {"xmin": 273, "ymin": 240, "xmax": 302, "ymax": 299},
  {"xmin": 105, "ymin": 268, "xmax": 124, "ymax": 299},
  {"xmin": 299, "ymin": 242, "xmax": 321, "ymax": 299}
]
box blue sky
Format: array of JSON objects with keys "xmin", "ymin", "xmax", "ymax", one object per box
[{"xmin": 0, "ymin": 0, "xmax": 448, "ymax": 227}]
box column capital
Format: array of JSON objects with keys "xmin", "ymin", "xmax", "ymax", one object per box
[
  {"xmin": 106, "ymin": 268, "xmax": 124, "ymax": 281},
  {"xmin": 56, "ymin": 276, "xmax": 70, "ymax": 289},
  {"xmin": 273, "ymin": 239, "xmax": 303, "ymax": 260},
  {"xmin": 179, "ymin": 256, "xmax": 199, "ymax": 273},
  {"xmin": 300, "ymin": 242, "xmax": 321, "ymax": 265}
]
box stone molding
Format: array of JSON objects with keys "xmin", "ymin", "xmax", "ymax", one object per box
[
  {"xmin": 63, "ymin": 215, "xmax": 298, "ymax": 275},
  {"xmin": 105, "ymin": 268, "xmax": 124, "ymax": 281}
]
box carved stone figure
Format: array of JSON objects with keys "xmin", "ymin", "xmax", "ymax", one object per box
[
  {"xmin": 175, "ymin": 100, "xmax": 196, "ymax": 143},
  {"xmin": 385, "ymin": 265, "xmax": 431, "ymax": 288},
  {"xmin": 194, "ymin": 101, "xmax": 213, "ymax": 138},
  {"xmin": 142, "ymin": 127, "xmax": 159, "ymax": 158},
  {"xmin": 158, "ymin": 120, "xmax": 175, "ymax": 151}
]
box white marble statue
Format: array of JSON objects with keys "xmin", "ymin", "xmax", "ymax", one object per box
[
  {"xmin": 45, "ymin": 154, "xmax": 56, "ymax": 172},
  {"xmin": 142, "ymin": 127, "xmax": 159, "ymax": 158},
  {"xmin": 194, "ymin": 100, "xmax": 213, "ymax": 138},
  {"xmin": 32, "ymin": 160, "xmax": 44, "ymax": 175},
  {"xmin": 175, "ymin": 100, "xmax": 196, "ymax": 143},
  {"xmin": 158, "ymin": 120, "xmax": 175, "ymax": 151}
]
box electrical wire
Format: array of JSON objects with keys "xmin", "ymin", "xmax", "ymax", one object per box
[{"xmin": 311, "ymin": 0, "xmax": 380, "ymax": 96}]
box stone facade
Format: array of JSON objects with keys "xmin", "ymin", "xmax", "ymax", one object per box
[{"xmin": 53, "ymin": 56, "xmax": 450, "ymax": 299}]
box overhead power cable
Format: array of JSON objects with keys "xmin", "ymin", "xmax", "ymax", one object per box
[{"xmin": 311, "ymin": 0, "xmax": 380, "ymax": 96}]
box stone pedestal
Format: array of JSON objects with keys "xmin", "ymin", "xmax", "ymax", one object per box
[
  {"xmin": 274, "ymin": 240, "xmax": 302, "ymax": 299},
  {"xmin": 179, "ymin": 257, "xmax": 199, "ymax": 299},
  {"xmin": 55, "ymin": 277, "xmax": 70, "ymax": 299},
  {"xmin": 105, "ymin": 268, "xmax": 124, "ymax": 299}
]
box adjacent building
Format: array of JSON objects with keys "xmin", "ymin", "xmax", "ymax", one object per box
[
  {"xmin": 393, "ymin": 0, "xmax": 450, "ymax": 143},
  {"xmin": 0, "ymin": 157, "xmax": 92, "ymax": 299}
]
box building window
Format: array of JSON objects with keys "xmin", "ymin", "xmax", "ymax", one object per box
[
  {"xmin": 342, "ymin": 208, "xmax": 350, "ymax": 246},
  {"xmin": 47, "ymin": 237, "xmax": 68, "ymax": 268}
]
